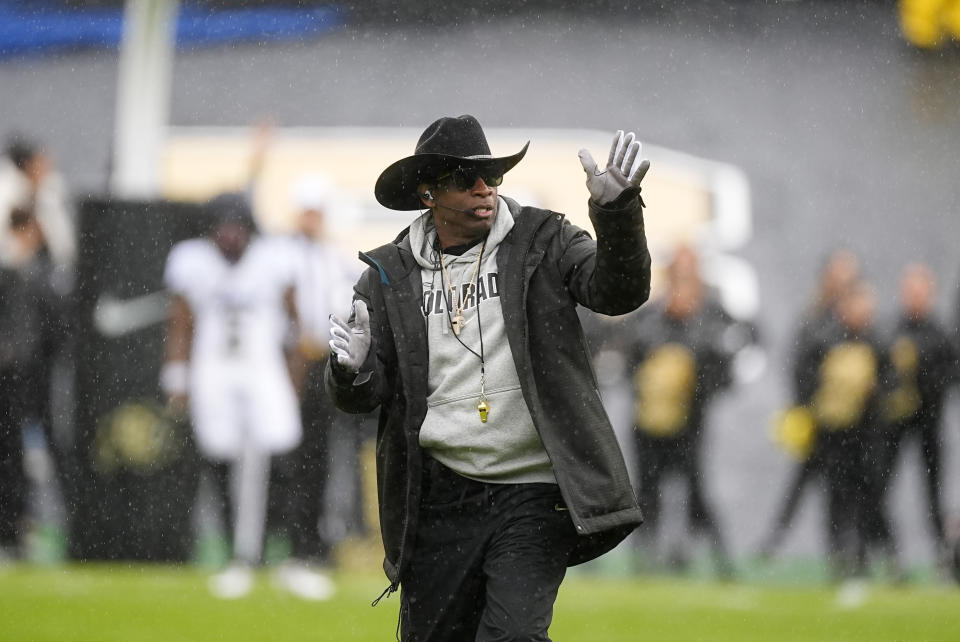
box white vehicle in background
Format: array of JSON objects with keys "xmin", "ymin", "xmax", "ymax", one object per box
[
  {"xmin": 160, "ymin": 125, "xmax": 759, "ymax": 335},
  {"xmin": 158, "ymin": 128, "xmax": 764, "ymax": 502}
]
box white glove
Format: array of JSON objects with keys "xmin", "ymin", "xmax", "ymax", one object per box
[
  {"xmin": 578, "ymin": 130, "xmax": 650, "ymax": 205},
  {"xmin": 328, "ymin": 300, "xmax": 371, "ymax": 373}
]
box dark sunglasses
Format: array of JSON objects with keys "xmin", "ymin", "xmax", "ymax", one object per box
[{"xmin": 434, "ymin": 168, "xmax": 504, "ymax": 191}]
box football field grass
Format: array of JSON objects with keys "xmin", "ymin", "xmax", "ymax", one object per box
[{"xmin": 2, "ymin": 564, "xmax": 960, "ymax": 641}]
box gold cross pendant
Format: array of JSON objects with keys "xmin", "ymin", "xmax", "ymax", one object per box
[{"xmin": 451, "ymin": 314, "xmax": 465, "ymax": 336}]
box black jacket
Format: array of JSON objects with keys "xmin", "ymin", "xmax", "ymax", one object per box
[
  {"xmin": 797, "ymin": 320, "xmax": 895, "ymax": 433},
  {"xmin": 326, "ymin": 193, "xmax": 651, "ymax": 587},
  {"xmin": 0, "ymin": 266, "xmax": 47, "ymax": 373},
  {"xmin": 625, "ymin": 300, "xmax": 734, "ymax": 439},
  {"xmin": 886, "ymin": 315, "xmax": 959, "ymax": 426}
]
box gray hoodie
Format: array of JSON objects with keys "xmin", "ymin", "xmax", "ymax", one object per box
[{"xmin": 408, "ymin": 198, "xmax": 555, "ymax": 484}]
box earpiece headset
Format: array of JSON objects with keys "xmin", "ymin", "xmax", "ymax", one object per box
[{"xmin": 421, "ymin": 189, "xmax": 478, "ymax": 215}]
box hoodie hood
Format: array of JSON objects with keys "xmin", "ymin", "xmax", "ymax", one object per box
[{"xmin": 408, "ymin": 196, "xmax": 515, "ymax": 270}]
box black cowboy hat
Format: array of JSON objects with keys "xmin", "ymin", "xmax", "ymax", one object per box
[{"xmin": 374, "ymin": 114, "xmax": 529, "ymax": 211}]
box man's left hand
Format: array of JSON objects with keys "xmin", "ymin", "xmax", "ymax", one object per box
[
  {"xmin": 578, "ymin": 130, "xmax": 650, "ymax": 206},
  {"xmin": 329, "ymin": 300, "xmax": 371, "ymax": 374}
]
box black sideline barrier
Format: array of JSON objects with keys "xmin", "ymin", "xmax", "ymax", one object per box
[{"xmin": 68, "ymin": 198, "xmax": 207, "ymax": 561}]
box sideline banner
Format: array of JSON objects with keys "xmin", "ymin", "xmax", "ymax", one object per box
[{"xmin": 69, "ymin": 198, "xmax": 206, "ymax": 561}]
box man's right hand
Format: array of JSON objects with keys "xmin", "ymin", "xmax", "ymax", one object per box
[
  {"xmin": 329, "ymin": 299, "xmax": 371, "ymax": 373},
  {"xmin": 578, "ymin": 130, "xmax": 650, "ymax": 206}
]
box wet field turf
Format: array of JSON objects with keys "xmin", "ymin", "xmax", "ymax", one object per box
[{"xmin": 2, "ymin": 564, "xmax": 960, "ymax": 641}]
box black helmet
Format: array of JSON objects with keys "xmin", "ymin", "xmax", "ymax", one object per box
[{"xmin": 206, "ymin": 192, "xmax": 257, "ymax": 233}]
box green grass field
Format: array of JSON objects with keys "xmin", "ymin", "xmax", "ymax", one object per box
[{"xmin": 3, "ymin": 563, "xmax": 960, "ymax": 641}]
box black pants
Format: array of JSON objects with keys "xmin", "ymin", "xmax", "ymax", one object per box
[
  {"xmin": 891, "ymin": 417, "xmax": 945, "ymax": 542},
  {"xmin": 819, "ymin": 429, "xmax": 877, "ymax": 576},
  {"xmin": 269, "ymin": 360, "xmax": 335, "ymax": 562},
  {"xmin": 766, "ymin": 444, "xmax": 825, "ymax": 541},
  {"xmin": 401, "ymin": 457, "xmax": 577, "ymax": 642},
  {"xmin": 634, "ymin": 430, "xmax": 728, "ymax": 561},
  {"xmin": 0, "ymin": 369, "xmax": 27, "ymax": 549},
  {"xmin": 206, "ymin": 458, "xmax": 236, "ymax": 553}
]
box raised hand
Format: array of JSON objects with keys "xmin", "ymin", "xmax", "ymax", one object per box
[{"xmin": 578, "ymin": 130, "xmax": 650, "ymax": 205}]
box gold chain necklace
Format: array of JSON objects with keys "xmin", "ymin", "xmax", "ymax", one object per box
[
  {"xmin": 437, "ymin": 240, "xmax": 490, "ymax": 422},
  {"xmin": 438, "ymin": 240, "xmax": 485, "ymax": 337}
]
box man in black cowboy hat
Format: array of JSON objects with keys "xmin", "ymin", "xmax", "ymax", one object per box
[{"xmin": 326, "ymin": 115, "xmax": 651, "ymax": 640}]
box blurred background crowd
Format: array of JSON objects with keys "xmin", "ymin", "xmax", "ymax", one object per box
[{"xmin": 2, "ymin": 0, "xmax": 960, "ymax": 600}]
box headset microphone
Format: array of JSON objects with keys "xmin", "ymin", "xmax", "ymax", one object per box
[
  {"xmin": 423, "ymin": 190, "xmax": 485, "ymax": 216},
  {"xmin": 432, "ymin": 201, "xmax": 479, "ymax": 215}
]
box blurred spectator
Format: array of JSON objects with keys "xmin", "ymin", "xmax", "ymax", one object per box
[
  {"xmin": 796, "ymin": 280, "xmax": 898, "ymax": 579},
  {"xmin": 883, "ymin": 263, "xmax": 959, "ymax": 563},
  {"xmin": 0, "ymin": 136, "xmax": 75, "ymax": 438},
  {"xmin": 0, "ymin": 136, "xmax": 75, "ymax": 293},
  {"xmin": 761, "ymin": 248, "xmax": 861, "ymax": 557},
  {"xmin": 0, "ymin": 265, "xmax": 48, "ymax": 561},
  {"xmin": 160, "ymin": 193, "xmax": 330, "ymax": 599},
  {"xmin": 0, "ymin": 136, "xmax": 74, "ymax": 561},
  {"xmin": 267, "ymin": 173, "xmax": 358, "ymax": 597},
  {"xmin": 625, "ymin": 246, "xmax": 735, "ymax": 577},
  {"xmin": 244, "ymin": 121, "xmax": 366, "ymax": 579}
]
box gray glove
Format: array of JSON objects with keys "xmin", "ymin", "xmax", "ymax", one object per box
[
  {"xmin": 328, "ymin": 299, "xmax": 371, "ymax": 373},
  {"xmin": 578, "ymin": 130, "xmax": 650, "ymax": 205}
]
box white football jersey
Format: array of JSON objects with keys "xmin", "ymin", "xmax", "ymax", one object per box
[{"xmin": 164, "ymin": 235, "xmax": 301, "ymax": 459}]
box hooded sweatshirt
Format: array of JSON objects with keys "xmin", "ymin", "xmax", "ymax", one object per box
[{"xmin": 408, "ymin": 197, "xmax": 555, "ymax": 484}]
